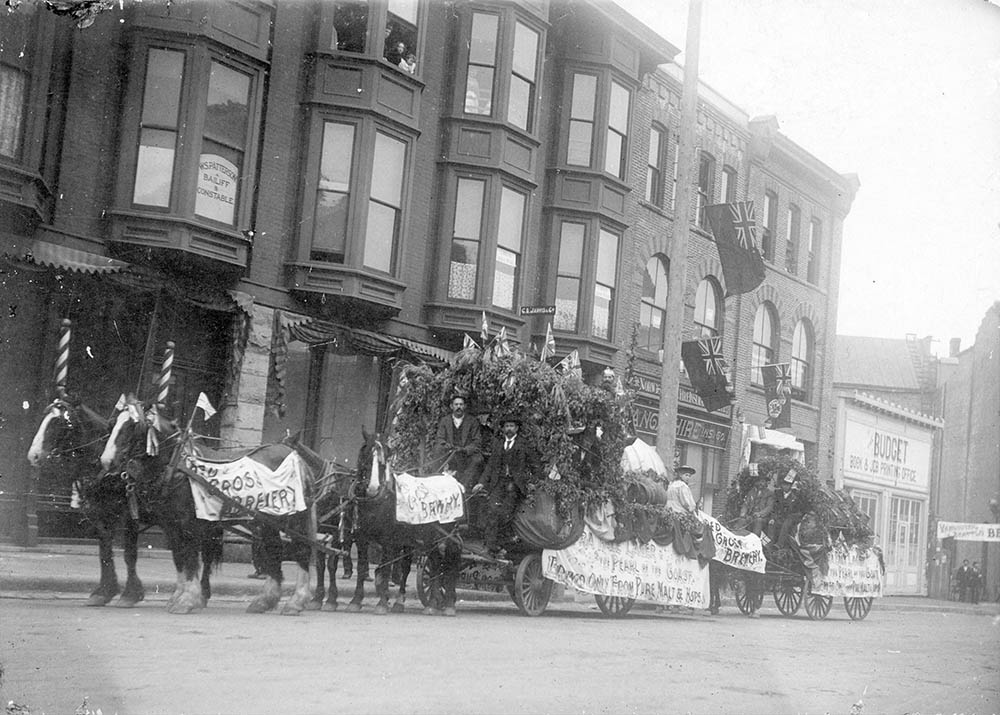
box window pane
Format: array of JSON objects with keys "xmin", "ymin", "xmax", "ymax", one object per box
[
  {"xmin": 593, "ymin": 283, "xmax": 612, "ymax": 339},
  {"xmin": 0, "ymin": 67, "xmax": 26, "ymax": 158},
  {"xmin": 571, "ymin": 74, "xmax": 596, "ymax": 119},
  {"xmin": 497, "ymin": 187, "xmax": 524, "ymax": 251},
  {"xmin": 512, "ymin": 22, "xmax": 538, "ymax": 78},
  {"xmin": 387, "ymin": 0, "xmax": 416, "ymax": 24},
  {"xmin": 469, "ymin": 13, "xmax": 498, "ymax": 65},
  {"xmin": 205, "ymin": 62, "xmax": 250, "ymax": 149},
  {"xmin": 448, "ymin": 238, "xmax": 478, "ymax": 300},
  {"xmin": 604, "ymin": 130, "xmax": 623, "ymax": 176},
  {"xmin": 313, "ymin": 122, "xmax": 354, "ymax": 257},
  {"xmin": 333, "ymin": 1, "xmax": 368, "ymax": 53},
  {"xmin": 608, "ymin": 81, "xmax": 629, "ymax": 132},
  {"xmin": 493, "ymin": 247, "xmax": 517, "ymax": 310},
  {"xmin": 648, "ymin": 128, "xmax": 661, "ymax": 165},
  {"xmin": 363, "ymin": 200, "xmax": 397, "ymax": 272},
  {"xmin": 508, "ymin": 76, "xmax": 530, "ymax": 130},
  {"xmin": 567, "ymin": 121, "xmax": 593, "ymax": 166},
  {"xmin": 133, "ymin": 128, "xmax": 176, "ymax": 207},
  {"xmin": 196, "ymin": 141, "xmax": 241, "ymax": 224},
  {"xmin": 371, "ymin": 132, "xmax": 405, "ymax": 206},
  {"xmin": 141, "ymin": 48, "xmax": 183, "ymax": 127},
  {"xmin": 465, "ymin": 66, "xmax": 494, "ymax": 115},
  {"xmin": 596, "ymin": 230, "xmax": 618, "ymax": 286},
  {"xmin": 454, "ymin": 178, "xmax": 484, "ymax": 239},
  {"xmin": 558, "ymin": 223, "xmax": 584, "ymax": 276},
  {"xmin": 555, "ymin": 276, "xmax": 579, "ymax": 331},
  {"xmin": 319, "ymin": 123, "xmax": 355, "ymax": 193},
  {"xmin": 313, "ymin": 190, "xmax": 349, "ymax": 257}
]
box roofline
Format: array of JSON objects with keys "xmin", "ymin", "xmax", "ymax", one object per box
[{"xmin": 844, "ymin": 391, "xmax": 943, "ymax": 428}]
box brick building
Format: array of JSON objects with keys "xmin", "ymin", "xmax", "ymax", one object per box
[{"xmin": 0, "ymin": 0, "xmax": 855, "ymax": 543}]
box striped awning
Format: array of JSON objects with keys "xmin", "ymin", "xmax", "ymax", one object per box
[{"xmin": 30, "ymin": 240, "xmax": 129, "ymax": 274}]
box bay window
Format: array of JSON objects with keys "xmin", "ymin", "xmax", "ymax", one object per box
[
  {"xmin": 593, "ymin": 228, "xmax": 619, "ymax": 339},
  {"xmin": 364, "ymin": 132, "xmax": 406, "ymax": 272},
  {"xmin": 552, "ymin": 219, "xmax": 621, "ymax": 342},
  {"xmin": 465, "ymin": 13, "xmax": 498, "ymax": 115},
  {"xmin": 554, "ymin": 222, "xmax": 584, "ymax": 331},
  {"xmin": 564, "ymin": 70, "xmax": 632, "ymax": 181},
  {"xmin": 508, "ymin": 22, "xmax": 539, "ymax": 131},
  {"xmin": 313, "ymin": 122, "xmax": 355, "ymax": 261},
  {"xmin": 328, "ymin": 0, "xmax": 421, "ymax": 74},
  {"xmin": 604, "ymin": 81, "xmax": 630, "ymax": 178},
  {"xmin": 493, "ymin": 187, "xmax": 525, "ymax": 310},
  {"xmin": 447, "ymin": 178, "xmax": 486, "ymax": 301},
  {"xmin": 567, "ymin": 73, "xmax": 597, "ymax": 167}
]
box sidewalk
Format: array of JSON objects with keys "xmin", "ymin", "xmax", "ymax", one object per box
[{"xmin": 2, "ymin": 542, "xmax": 999, "ymax": 616}]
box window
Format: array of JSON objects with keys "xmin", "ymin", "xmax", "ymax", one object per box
[
  {"xmin": 645, "ymin": 125, "xmax": 666, "ymax": 206},
  {"xmin": 605, "ymin": 81, "xmax": 630, "ymax": 178},
  {"xmin": 554, "ymin": 222, "xmax": 584, "ymax": 331},
  {"xmin": 331, "ymin": 1, "xmax": 369, "ymax": 53},
  {"xmin": 329, "ymin": 0, "xmax": 420, "ymax": 73},
  {"xmin": 131, "ymin": 46, "xmax": 257, "ymax": 229},
  {"xmin": 447, "ymin": 178, "xmax": 486, "ymax": 301},
  {"xmin": 785, "ymin": 204, "xmax": 801, "ymax": 274},
  {"xmin": 791, "ymin": 319, "xmax": 813, "ymax": 401},
  {"xmin": 761, "ymin": 191, "xmax": 777, "ymax": 262},
  {"xmin": 309, "ymin": 118, "xmax": 410, "ymax": 274},
  {"xmin": 696, "ymin": 151, "xmax": 716, "ymax": 227},
  {"xmin": 463, "ymin": 12, "xmax": 540, "ymax": 131},
  {"xmin": 751, "ymin": 302, "xmax": 777, "ymax": 384},
  {"xmin": 593, "ymin": 228, "xmax": 619, "ymax": 339},
  {"xmin": 807, "ymin": 218, "xmax": 822, "ymax": 284},
  {"xmin": 669, "ymin": 139, "xmax": 679, "ymax": 211},
  {"xmin": 384, "ymin": 0, "xmax": 418, "ymax": 69},
  {"xmin": 565, "ymin": 71, "xmax": 632, "ymax": 180},
  {"xmin": 493, "ymin": 186, "xmax": 525, "ymax": 310},
  {"xmin": 720, "ymin": 165, "xmax": 737, "ymax": 203},
  {"xmin": 567, "ymin": 73, "xmax": 596, "ymax": 167},
  {"xmin": 638, "ymin": 256, "xmax": 668, "ymax": 352},
  {"xmin": 888, "ymin": 496, "xmax": 921, "ymax": 569},
  {"xmin": 850, "ymin": 490, "xmax": 880, "ymax": 539},
  {"xmin": 0, "ymin": 13, "xmax": 31, "ymax": 160},
  {"xmin": 694, "ymin": 278, "xmax": 720, "ymax": 337}
]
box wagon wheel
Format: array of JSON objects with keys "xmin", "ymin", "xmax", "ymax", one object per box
[
  {"xmin": 804, "ymin": 592, "xmax": 833, "ymax": 620},
  {"xmin": 733, "ymin": 576, "xmax": 764, "ymax": 615},
  {"xmin": 844, "ymin": 597, "xmax": 873, "ymax": 620},
  {"xmin": 595, "ymin": 595, "xmax": 635, "ymax": 618},
  {"xmin": 773, "ymin": 580, "xmax": 803, "ymax": 616},
  {"xmin": 512, "ymin": 553, "xmax": 552, "ymax": 617},
  {"xmin": 414, "ymin": 555, "xmax": 440, "ymax": 609}
]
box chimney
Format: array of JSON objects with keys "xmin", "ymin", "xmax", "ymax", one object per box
[{"xmin": 949, "ymin": 338, "xmax": 961, "ymax": 357}]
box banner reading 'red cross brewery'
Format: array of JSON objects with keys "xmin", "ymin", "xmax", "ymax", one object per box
[
  {"xmin": 543, "ymin": 527, "xmax": 710, "ymax": 608},
  {"xmin": 701, "ymin": 514, "xmax": 767, "ymax": 573}
]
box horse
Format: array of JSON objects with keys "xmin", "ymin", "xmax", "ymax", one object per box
[
  {"xmin": 99, "ymin": 397, "xmax": 316, "ymax": 615},
  {"xmin": 26, "ymin": 395, "xmax": 148, "ymax": 607}
]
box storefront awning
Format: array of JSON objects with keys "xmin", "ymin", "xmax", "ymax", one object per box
[
  {"xmin": 30, "ymin": 240, "xmax": 130, "ymax": 274},
  {"xmin": 748, "ymin": 427, "xmax": 805, "ymax": 455}
]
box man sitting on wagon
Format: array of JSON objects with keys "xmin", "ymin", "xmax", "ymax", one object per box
[
  {"xmin": 433, "ymin": 390, "xmax": 483, "ymax": 488},
  {"xmin": 474, "ymin": 414, "xmax": 540, "ymax": 557}
]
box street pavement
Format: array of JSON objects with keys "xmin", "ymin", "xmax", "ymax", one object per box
[{"xmin": 2, "ymin": 542, "xmax": 998, "ymax": 617}]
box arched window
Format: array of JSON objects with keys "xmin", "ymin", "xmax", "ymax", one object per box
[
  {"xmin": 751, "ymin": 302, "xmax": 777, "ymax": 385},
  {"xmin": 694, "ymin": 278, "xmax": 721, "ymax": 337},
  {"xmin": 791, "ymin": 319, "xmax": 814, "ymax": 401},
  {"xmin": 638, "ymin": 255, "xmax": 668, "ymax": 353}
]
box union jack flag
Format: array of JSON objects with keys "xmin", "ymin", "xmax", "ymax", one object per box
[
  {"xmin": 729, "ymin": 201, "xmax": 758, "ymax": 250},
  {"xmin": 699, "ymin": 336, "xmax": 727, "ymax": 376},
  {"xmin": 773, "ymin": 362, "xmax": 792, "ymax": 394}
]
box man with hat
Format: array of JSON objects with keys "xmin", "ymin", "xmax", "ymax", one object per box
[
  {"xmin": 433, "ymin": 391, "xmax": 483, "ymax": 488},
  {"xmin": 666, "ymin": 464, "xmax": 698, "ymax": 515},
  {"xmin": 475, "ymin": 414, "xmax": 539, "ymax": 555},
  {"xmin": 771, "ymin": 468, "xmax": 804, "ymax": 546}
]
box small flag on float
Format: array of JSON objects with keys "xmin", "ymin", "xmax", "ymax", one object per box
[
  {"xmin": 114, "ymin": 393, "xmax": 127, "ymax": 412},
  {"xmin": 196, "ymin": 392, "xmax": 217, "ymax": 420},
  {"xmin": 495, "ymin": 326, "xmax": 511, "ymax": 356},
  {"xmin": 540, "ymin": 322, "xmax": 555, "ymax": 361},
  {"xmin": 480, "ymin": 311, "xmax": 489, "ymax": 342},
  {"xmin": 462, "ymin": 333, "xmax": 479, "ymax": 351}
]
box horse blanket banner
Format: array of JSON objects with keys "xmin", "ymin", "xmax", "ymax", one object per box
[
  {"xmin": 811, "ymin": 546, "xmax": 884, "ymax": 598},
  {"xmin": 394, "ymin": 472, "xmax": 464, "ymax": 524},
  {"xmin": 184, "ymin": 451, "xmax": 308, "ymax": 521},
  {"xmin": 542, "ymin": 526, "xmax": 710, "ymax": 608},
  {"xmin": 702, "ymin": 514, "xmax": 767, "ymax": 573}
]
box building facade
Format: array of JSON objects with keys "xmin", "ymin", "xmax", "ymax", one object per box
[{"xmin": 0, "ymin": 0, "xmax": 854, "ymax": 544}]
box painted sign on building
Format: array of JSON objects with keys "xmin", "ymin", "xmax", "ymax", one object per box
[
  {"xmin": 842, "ymin": 415, "xmax": 931, "ymax": 491},
  {"xmin": 196, "ymin": 154, "xmax": 239, "ymax": 224}
]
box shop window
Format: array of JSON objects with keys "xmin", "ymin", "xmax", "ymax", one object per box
[
  {"xmin": 785, "ymin": 204, "xmax": 801, "ymax": 274},
  {"xmin": 721, "ymin": 165, "xmax": 737, "ymax": 203},
  {"xmin": 791, "ymin": 319, "xmax": 813, "ymax": 401},
  {"xmin": 696, "ymin": 151, "xmax": 716, "ymax": 227},
  {"xmin": 493, "ymin": 186, "xmax": 525, "ymax": 310},
  {"xmin": 638, "ymin": 255, "xmax": 668, "ymax": 352},
  {"xmin": 593, "ymin": 228, "xmax": 619, "ymax": 339},
  {"xmin": 645, "ymin": 125, "xmax": 666, "ymax": 206},
  {"xmin": 130, "ymin": 45, "xmax": 258, "ymax": 229},
  {"xmin": 564, "ymin": 70, "xmax": 632, "ymax": 180},
  {"xmin": 751, "ymin": 302, "xmax": 777, "ymax": 385},
  {"xmin": 807, "ymin": 218, "xmax": 822, "ymax": 284},
  {"xmin": 554, "ymin": 222, "xmax": 584, "ymax": 331},
  {"xmin": 694, "ymin": 277, "xmax": 721, "ymax": 337},
  {"xmin": 447, "ymin": 177, "xmax": 486, "ymax": 301},
  {"xmin": 761, "ymin": 191, "xmax": 777, "ymax": 262}
]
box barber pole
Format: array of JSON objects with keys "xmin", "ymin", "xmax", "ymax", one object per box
[
  {"xmin": 54, "ymin": 318, "xmax": 71, "ymax": 396},
  {"xmin": 157, "ymin": 341, "xmax": 174, "ymax": 405}
]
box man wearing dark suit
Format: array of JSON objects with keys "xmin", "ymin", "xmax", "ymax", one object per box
[
  {"xmin": 475, "ymin": 416, "xmax": 539, "ymax": 555},
  {"xmin": 433, "ymin": 392, "xmax": 483, "ymax": 487}
]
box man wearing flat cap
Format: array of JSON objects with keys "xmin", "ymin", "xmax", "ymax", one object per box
[
  {"xmin": 434, "ymin": 391, "xmax": 483, "ymax": 488},
  {"xmin": 476, "ymin": 415, "xmax": 539, "ymax": 555},
  {"xmin": 666, "ymin": 464, "xmax": 698, "ymax": 515}
]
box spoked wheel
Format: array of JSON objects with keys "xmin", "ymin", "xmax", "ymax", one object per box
[
  {"xmin": 804, "ymin": 591, "xmax": 833, "ymax": 620},
  {"xmin": 594, "ymin": 595, "xmax": 635, "ymax": 618},
  {"xmin": 844, "ymin": 597, "xmax": 873, "ymax": 620},
  {"xmin": 512, "ymin": 553, "xmax": 552, "ymax": 617},
  {"xmin": 734, "ymin": 577, "xmax": 764, "ymax": 615},
  {"xmin": 773, "ymin": 580, "xmax": 804, "ymax": 616},
  {"xmin": 414, "ymin": 555, "xmax": 440, "ymax": 609}
]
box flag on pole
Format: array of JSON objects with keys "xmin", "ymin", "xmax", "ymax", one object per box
[
  {"xmin": 495, "ymin": 326, "xmax": 511, "ymax": 356},
  {"xmin": 680, "ymin": 337, "xmax": 734, "ymax": 412},
  {"xmin": 196, "ymin": 392, "xmax": 217, "ymax": 420},
  {"xmin": 555, "ymin": 349, "xmax": 582, "ymax": 378},
  {"xmin": 705, "ymin": 201, "xmax": 766, "ymax": 296},
  {"xmin": 761, "ymin": 363, "xmax": 792, "ymax": 429},
  {"xmin": 462, "ymin": 333, "xmax": 480, "ymax": 351},
  {"xmin": 540, "ymin": 322, "xmax": 555, "ymax": 361},
  {"xmin": 480, "ymin": 311, "xmax": 489, "ymax": 342}
]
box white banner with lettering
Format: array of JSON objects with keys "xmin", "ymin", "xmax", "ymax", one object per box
[
  {"xmin": 542, "ymin": 526, "xmax": 710, "ymax": 608},
  {"xmin": 394, "ymin": 472, "xmax": 464, "ymax": 524},
  {"xmin": 184, "ymin": 451, "xmax": 308, "ymax": 521},
  {"xmin": 702, "ymin": 514, "xmax": 767, "ymax": 573},
  {"xmin": 811, "ymin": 546, "xmax": 884, "ymax": 598},
  {"xmin": 937, "ymin": 521, "xmax": 1000, "ymax": 542}
]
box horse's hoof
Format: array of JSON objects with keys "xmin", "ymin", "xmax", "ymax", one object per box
[
  {"xmin": 322, "ymin": 601, "xmax": 339, "ymax": 612},
  {"xmin": 115, "ymin": 597, "xmax": 140, "ymax": 608},
  {"xmin": 422, "ymin": 606, "xmax": 441, "ymax": 616},
  {"xmin": 167, "ymin": 602, "xmax": 201, "ymax": 615},
  {"xmin": 373, "ymin": 604, "xmax": 389, "ymax": 616},
  {"xmin": 280, "ymin": 605, "xmax": 303, "ymax": 616},
  {"xmin": 390, "ymin": 602, "xmax": 405, "ymax": 614},
  {"xmin": 442, "ymin": 606, "xmax": 457, "ymax": 617},
  {"xmin": 84, "ymin": 595, "xmax": 111, "ymax": 607},
  {"xmin": 303, "ymin": 600, "xmax": 321, "ymax": 612},
  {"xmin": 345, "ymin": 602, "xmax": 362, "ymax": 613},
  {"xmin": 246, "ymin": 598, "xmax": 277, "ymax": 614}
]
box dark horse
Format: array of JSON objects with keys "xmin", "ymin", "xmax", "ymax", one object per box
[
  {"xmin": 26, "ymin": 395, "xmax": 149, "ymax": 607},
  {"xmin": 99, "ymin": 397, "xmax": 316, "ymax": 614}
]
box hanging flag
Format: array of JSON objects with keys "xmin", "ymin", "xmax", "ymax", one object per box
[
  {"xmin": 480, "ymin": 311, "xmax": 489, "ymax": 342},
  {"xmin": 680, "ymin": 337, "xmax": 734, "ymax": 412},
  {"xmin": 495, "ymin": 326, "xmax": 511, "ymax": 356},
  {"xmin": 196, "ymin": 392, "xmax": 217, "ymax": 420},
  {"xmin": 540, "ymin": 322, "xmax": 555, "ymax": 361},
  {"xmin": 761, "ymin": 363, "xmax": 792, "ymax": 429},
  {"xmin": 705, "ymin": 201, "xmax": 766, "ymax": 296},
  {"xmin": 555, "ymin": 349, "xmax": 582, "ymax": 378}
]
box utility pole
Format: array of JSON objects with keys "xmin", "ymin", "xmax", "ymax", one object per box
[{"xmin": 656, "ymin": 0, "xmax": 702, "ymax": 468}]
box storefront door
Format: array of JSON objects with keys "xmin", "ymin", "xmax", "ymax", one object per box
[{"xmin": 886, "ymin": 495, "xmax": 923, "ymax": 594}]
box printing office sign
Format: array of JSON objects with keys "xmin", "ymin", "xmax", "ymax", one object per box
[{"xmin": 842, "ymin": 416, "xmax": 931, "ymax": 491}]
